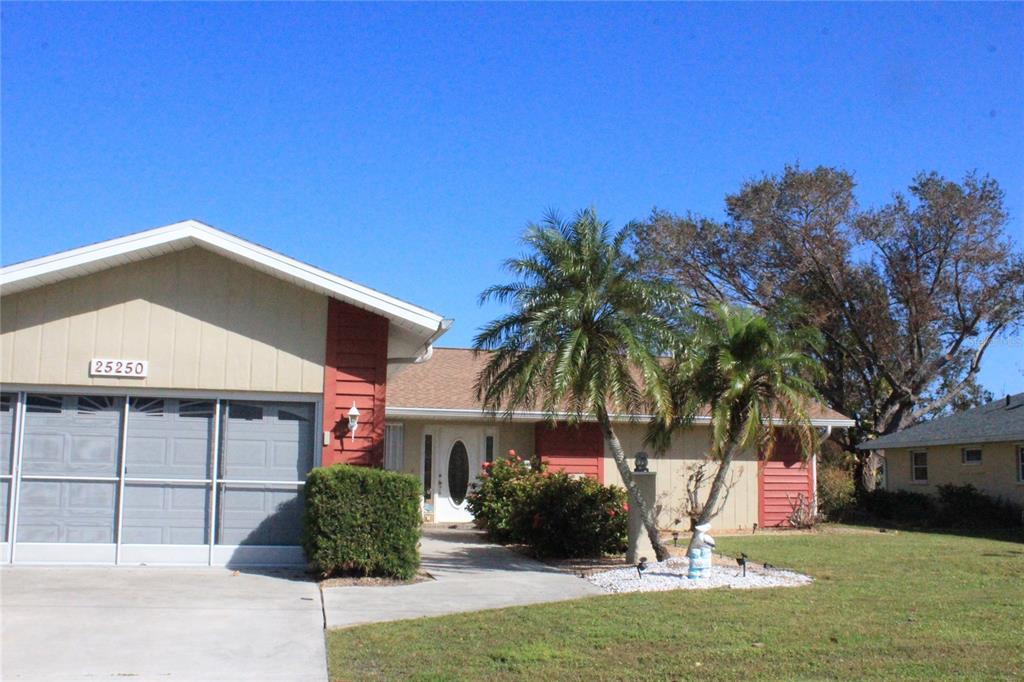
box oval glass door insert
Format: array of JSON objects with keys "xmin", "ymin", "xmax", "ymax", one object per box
[{"xmin": 447, "ymin": 440, "xmax": 470, "ymax": 505}]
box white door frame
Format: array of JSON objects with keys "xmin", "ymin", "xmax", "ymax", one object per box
[{"xmin": 434, "ymin": 426, "xmax": 486, "ymax": 523}]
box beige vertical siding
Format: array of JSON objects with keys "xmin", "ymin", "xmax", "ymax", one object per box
[
  {"xmin": 885, "ymin": 443, "xmax": 1024, "ymax": 506},
  {"xmin": 392, "ymin": 417, "xmax": 761, "ymax": 530},
  {"xmin": 602, "ymin": 423, "xmax": 760, "ymax": 531},
  {"xmin": 0, "ymin": 247, "xmax": 327, "ymax": 392}
]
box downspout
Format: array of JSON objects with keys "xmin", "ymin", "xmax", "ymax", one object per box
[{"xmin": 812, "ymin": 425, "xmax": 832, "ymax": 516}]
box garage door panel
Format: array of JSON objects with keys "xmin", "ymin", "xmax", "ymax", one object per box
[
  {"xmin": 1, "ymin": 480, "xmax": 8, "ymax": 541},
  {"xmin": 17, "ymin": 480, "xmax": 117, "ymax": 543},
  {"xmin": 22, "ymin": 395, "xmax": 122, "ymax": 477},
  {"xmin": 1, "ymin": 392, "xmax": 14, "ymax": 472},
  {"xmin": 122, "ymin": 483, "xmax": 209, "ymax": 545},
  {"xmin": 217, "ymin": 485, "xmax": 304, "ymax": 546},
  {"xmin": 222, "ymin": 402, "xmax": 313, "ymax": 482},
  {"xmin": 126, "ymin": 398, "xmax": 212, "ymax": 480}
]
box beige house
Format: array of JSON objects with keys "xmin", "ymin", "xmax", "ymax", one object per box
[
  {"xmin": 858, "ymin": 393, "xmax": 1024, "ymax": 506},
  {"xmin": 385, "ymin": 348, "xmax": 854, "ymax": 530}
]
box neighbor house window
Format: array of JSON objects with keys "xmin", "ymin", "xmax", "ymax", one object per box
[
  {"xmin": 1017, "ymin": 446, "xmax": 1023, "ymax": 483},
  {"xmin": 961, "ymin": 447, "xmax": 982, "ymax": 466},
  {"xmin": 911, "ymin": 451, "xmax": 928, "ymax": 483},
  {"xmin": 485, "ymin": 435, "xmax": 495, "ymax": 465},
  {"xmin": 384, "ymin": 424, "xmax": 404, "ymax": 471}
]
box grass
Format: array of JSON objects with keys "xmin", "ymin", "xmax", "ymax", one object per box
[{"xmin": 326, "ymin": 527, "xmax": 1024, "ymax": 680}]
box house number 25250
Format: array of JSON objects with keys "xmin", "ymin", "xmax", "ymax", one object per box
[{"xmin": 90, "ymin": 359, "xmax": 148, "ymax": 377}]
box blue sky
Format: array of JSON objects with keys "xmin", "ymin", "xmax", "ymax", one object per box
[{"xmin": 2, "ymin": 2, "xmax": 1022, "ymax": 394}]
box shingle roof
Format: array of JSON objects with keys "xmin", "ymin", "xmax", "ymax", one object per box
[
  {"xmin": 857, "ymin": 393, "xmax": 1024, "ymax": 450},
  {"xmin": 386, "ymin": 347, "xmax": 854, "ymax": 425}
]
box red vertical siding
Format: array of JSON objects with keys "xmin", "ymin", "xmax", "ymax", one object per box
[
  {"xmin": 322, "ymin": 299, "xmax": 389, "ymax": 467},
  {"xmin": 534, "ymin": 422, "xmax": 604, "ymax": 480},
  {"xmin": 758, "ymin": 434, "xmax": 814, "ymax": 527}
]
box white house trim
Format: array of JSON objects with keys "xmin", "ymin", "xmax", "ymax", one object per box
[
  {"xmin": 385, "ymin": 405, "xmax": 856, "ymax": 427},
  {"xmin": 0, "ymin": 219, "xmax": 446, "ymax": 338}
]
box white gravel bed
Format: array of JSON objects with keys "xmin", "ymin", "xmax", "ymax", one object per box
[{"xmin": 587, "ymin": 558, "xmax": 812, "ymax": 593}]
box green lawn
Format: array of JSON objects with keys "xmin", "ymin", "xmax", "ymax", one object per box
[{"xmin": 326, "ymin": 527, "xmax": 1024, "ymax": 680}]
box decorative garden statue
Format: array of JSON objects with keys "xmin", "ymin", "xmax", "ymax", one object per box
[{"xmin": 686, "ymin": 523, "xmax": 716, "ymax": 579}]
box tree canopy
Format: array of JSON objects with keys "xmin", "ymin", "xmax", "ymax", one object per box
[{"xmin": 632, "ymin": 166, "xmax": 1024, "ymax": 480}]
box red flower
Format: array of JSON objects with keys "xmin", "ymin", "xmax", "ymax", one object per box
[{"xmin": 622, "ymin": 503, "xmax": 629, "ymax": 512}]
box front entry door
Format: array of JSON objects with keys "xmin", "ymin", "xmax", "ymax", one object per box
[{"xmin": 434, "ymin": 428, "xmax": 482, "ymax": 523}]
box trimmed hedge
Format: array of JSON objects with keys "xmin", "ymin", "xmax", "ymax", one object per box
[
  {"xmin": 858, "ymin": 484, "xmax": 1022, "ymax": 529},
  {"xmin": 303, "ymin": 464, "xmax": 422, "ymax": 579},
  {"xmin": 467, "ymin": 454, "xmax": 627, "ymax": 558}
]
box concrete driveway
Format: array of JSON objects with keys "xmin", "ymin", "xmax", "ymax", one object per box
[
  {"xmin": 1, "ymin": 566, "xmax": 327, "ymax": 682},
  {"xmin": 322, "ymin": 527, "xmax": 604, "ymax": 629}
]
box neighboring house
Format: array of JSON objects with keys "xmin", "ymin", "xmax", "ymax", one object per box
[
  {"xmin": 0, "ymin": 221, "xmax": 854, "ymax": 567},
  {"xmin": 857, "ymin": 393, "xmax": 1024, "ymax": 506},
  {"xmin": 384, "ymin": 348, "xmax": 854, "ymax": 530}
]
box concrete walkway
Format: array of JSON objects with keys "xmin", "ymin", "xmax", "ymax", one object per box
[
  {"xmin": 322, "ymin": 527, "xmax": 604, "ymax": 628},
  {"xmin": 1, "ymin": 566, "xmax": 327, "ymax": 682}
]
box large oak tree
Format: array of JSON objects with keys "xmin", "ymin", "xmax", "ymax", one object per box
[{"xmin": 632, "ymin": 166, "xmax": 1024, "ymax": 487}]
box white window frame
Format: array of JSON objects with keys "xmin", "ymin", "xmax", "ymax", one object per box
[
  {"xmin": 420, "ymin": 428, "xmax": 436, "ymax": 510},
  {"xmin": 910, "ymin": 451, "xmax": 928, "ymax": 484},
  {"xmin": 484, "ymin": 430, "xmax": 498, "ymax": 466},
  {"xmin": 384, "ymin": 423, "xmax": 404, "ymax": 472},
  {"xmin": 961, "ymin": 447, "xmax": 983, "ymax": 466}
]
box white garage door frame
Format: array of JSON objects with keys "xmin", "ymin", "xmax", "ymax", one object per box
[{"xmin": 0, "ymin": 386, "xmax": 322, "ymax": 567}]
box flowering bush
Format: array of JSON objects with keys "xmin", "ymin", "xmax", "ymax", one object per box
[
  {"xmin": 467, "ymin": 451, "xmax": 627, "ymax": 557},
  {"xmin": 466, "ymin": 451, "xmax": 538, "ymax": 543}
]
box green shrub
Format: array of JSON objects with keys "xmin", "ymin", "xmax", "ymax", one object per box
[
  {"xmin": 465, "ymin": 454, "xmax": 537, "ymax": 542},
  {"xmin": 512, "ymin": 471, "xmax": 628, "ymax": 558},
  {"xmin": 934, "ymin": 484, "xmax": 1023, "ymax": 528},
  {"xmin": 817, "ymin": 464, "xmax": 856, "ymax": 520},
  {"xmin": 857, "ymin": 485, "xmax": 1022, "ymax": 529},
  {"xmin": 858, "ymin": 488, "xmax": 936, "ymax": 526},
  {"xmin": 303, "ymin": 464, "xmax": 422, "ymax": 579},
  {"xmin": 467, "ymin": 454, "xmax": 627, "ymax": 558}
]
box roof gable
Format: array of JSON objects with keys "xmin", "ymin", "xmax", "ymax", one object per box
[
  {"xmin": 858, "ymin": 393, "xmax": 1024, "ymax": 450},
  {"xmin": 0, "ymin": 220, "xmax": 446, "ymax": 339}
]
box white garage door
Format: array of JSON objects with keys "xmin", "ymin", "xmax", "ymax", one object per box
[{"xmin": 1, "ymin": 393, "xmax": 316, "ymax": 566}]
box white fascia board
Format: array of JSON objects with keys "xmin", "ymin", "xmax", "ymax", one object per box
[
  {"xmin": 0, "ymin": 220, "xmax": 446, "ymax": 337},
  {"xmin": 857, "ymin": 433, "xmax": 1024, "ymax": 451},
  {"xmin": 385, "ymin": 405, "xmax": 855, "ymax": 427}
]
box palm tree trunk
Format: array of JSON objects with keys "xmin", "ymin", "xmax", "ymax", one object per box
[
  {"xmin": 685, "ymin": 444, "xmax": 736, "ymax": 555},
  {"xmin": 597, "ymin": 410, "xmax": 670, "ymax": 562}
]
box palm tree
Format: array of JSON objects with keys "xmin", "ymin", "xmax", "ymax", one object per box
[
  {"xmin": 473, "ymin": 208, "xmax": 683, "ymax": 561},
  {"xmin": 651, "ymin": 303, "xmax": 825, "ymax": 551}
]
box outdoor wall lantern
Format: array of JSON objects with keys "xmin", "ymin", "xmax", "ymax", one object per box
[{"xmin": 347, "ymin": 402, "xmax": 360, "ymax": 442}]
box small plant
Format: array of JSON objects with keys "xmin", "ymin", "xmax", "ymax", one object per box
[
  {"xmin": 786, "ymin": 492, "xmax": 817, "ymax": 529},
  {"xmin": 817, "ymin": 463, "xmax": 856, "ymax": 520}
]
